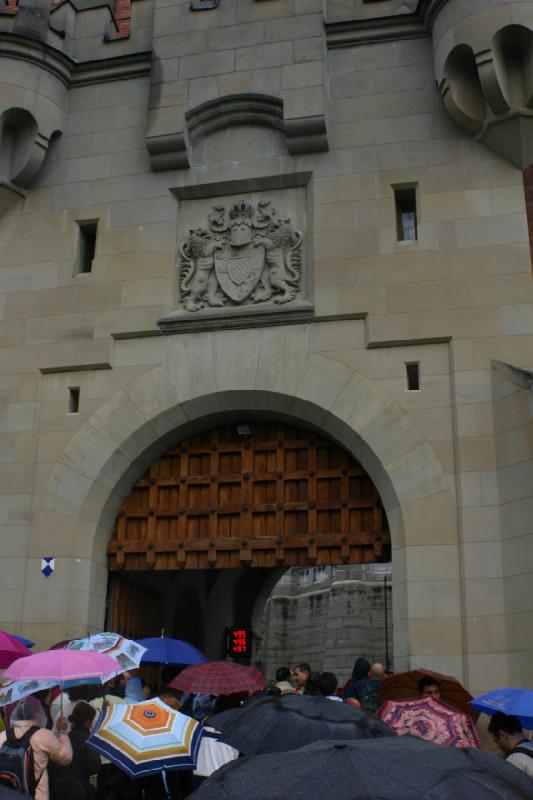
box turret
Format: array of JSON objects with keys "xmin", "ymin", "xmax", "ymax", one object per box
[{"xmin": 0, "ymin": 0, "xmax": 153, "ymax": 214}]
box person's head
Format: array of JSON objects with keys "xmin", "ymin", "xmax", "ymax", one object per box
[
  {"xmin": 292, "ymin": 663, "xmax": 311, "ymax": 688},
  {"xmin": 159, "ymin": 688, "xmax": 183, "ymax": 712},
  {"xmin": 32, "ymin": 689, "xmax": 51, "ymax": 706},
  {"xmin": 275, "ymin": 667, "xmax": 291, "ymax": 683},
  {"xmin": 69, "ymin": 701, "xmax": 96, "ymax": 732},
  {"xmin": 418, "ymin": 676, "xmax": 441, "ymax": 699},
  {"xmin": 352, "ymin": 658, "xmax": 371, "ymax": 681},
  {"xmin": 124, "ymin": 675, "xmax": 144, "ymax": 701},
  {"xmin": 303, "ymin": 671, "xmax": 321, "ymax": 696},
  {"xmin": 369, "ymin": 663, "xmax": 385, "ymax": 682},
  {"xmin": 318, "ymin": 672, "xmax": 338, "ymax": 697},
  {"xmin": 68, "ymin": 684, "xmax": 95, "ymax": 703},
  {"xmin": 214, "ymin": 693, "xmax": 244, "ymax": 715},
  {"xmin": 488, "ymin": 713, "xmax": 524, "ymax": 755},
  {"xmin": 10, "ymin": 697, "xmax": 48, "ymax": 728}
]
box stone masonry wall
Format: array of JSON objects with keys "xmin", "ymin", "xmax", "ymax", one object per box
[
  {"xmin": 492, "ymin": 362, "xmax": 533, "ymax": 688},
  {"xmin": 256, "ymin": 565, "xmax": 393, "ymax": 685}
]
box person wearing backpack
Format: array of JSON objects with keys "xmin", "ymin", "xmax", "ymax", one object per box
[
  {"xmin": 488, "ymin": 712, "xmax": 533, "ymax": 779},
  {"xmin": 0, "ymin": 696, "xmax": 72, "ymax": 799}
]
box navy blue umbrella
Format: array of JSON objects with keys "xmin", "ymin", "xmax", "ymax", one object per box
[{"xmin": 136, "ymin": 637, "xmax": 208, "ymax": 666}]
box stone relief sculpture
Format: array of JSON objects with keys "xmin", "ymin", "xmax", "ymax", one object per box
[{"xmin": 179, "ymin": 199, "xmax": 303, "ymax": 312}]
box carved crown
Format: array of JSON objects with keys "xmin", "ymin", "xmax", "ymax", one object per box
[{"xmin": 229, "ymin": 200, "xmax": 254, "ymax": 222}]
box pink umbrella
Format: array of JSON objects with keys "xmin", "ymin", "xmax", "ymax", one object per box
[
  {"xmin": 378, "ymin": 696, "xmax": 481, "ymax": 748},
  {"xmin": 3, "ymin": 649, "xmax": 123, "ymax": 683},
  {"xmin": 0, "ymin": 631, "xmax": 32, "ymax": 669}
]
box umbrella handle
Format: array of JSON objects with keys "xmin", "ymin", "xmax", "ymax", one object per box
[{"xmin": 162, "ymin": 769, "xmax": 171, "ymax": 800}]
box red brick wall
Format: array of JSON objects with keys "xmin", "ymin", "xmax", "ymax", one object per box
[
  {"xmin": 4, "ymin": 0, "xmax": 131, "ymax": 36},
  {"xmin": 113, "ymin": 0, "xmax": 131, "ymax": 38},
  {"xmin": 525, "ymin": 166, "xmax": 533, "ymax": 272}
]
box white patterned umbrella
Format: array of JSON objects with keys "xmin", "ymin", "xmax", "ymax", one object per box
[
  {"xmin": 0, "ymin": 677, "xmax": 56, "ymax": 707},
  {"xmin": 66, "ymin": 633, "xmax": 146, "ymax": 682}
]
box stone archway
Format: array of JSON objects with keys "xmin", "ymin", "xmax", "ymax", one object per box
[{"xmin": 27, "ymin": 326, "xmax": 461, "ymax": 675}]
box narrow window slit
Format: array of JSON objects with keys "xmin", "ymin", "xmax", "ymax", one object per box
[
  {"xmin": 406, "ymin": 363, "xmax": 420, "ymax": 391},
  {"xmin": 76, "ymin": 220, "xmax": 98, "ymax": 274},
  {"xmin": 394, "ymin": 186, "xmax": 418, "ymax": 241},
  {"xmin": 68, "ymin": 387, "xmax": 80, "ymax": 413}
]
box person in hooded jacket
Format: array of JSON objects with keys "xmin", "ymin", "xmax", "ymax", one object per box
[
  {"xmin": 49, "ymin": 702, "xmax": 101, "ymax": 800},
  {"xmin": 0, "ymin": 696, "xmax": 72, "ymax": 800},
  {"xmin": 343, "ymin": 657, "xmax": 371, "ymax": 703}
]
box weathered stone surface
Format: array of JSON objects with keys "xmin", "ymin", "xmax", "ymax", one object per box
[
  {"xmin": 0, "ymin": 0, "xmax": 531, "ymax": 695},
  {"xmin": 256, "ymin": 565, "xmax": 393, "ymax": 684}
]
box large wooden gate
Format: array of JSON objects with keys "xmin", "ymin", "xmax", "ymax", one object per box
[{"xmin": 107, "ymin": 422, "xmax": 390, "ymax": 571}]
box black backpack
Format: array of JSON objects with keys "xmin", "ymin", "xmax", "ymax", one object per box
[
  {"xmin": 0, "ymin": 726, "xmax": 40, "ymax": 797},
  {"xmin": 360, "ymin": 679, "xmax": 381, "ymax": 714}
]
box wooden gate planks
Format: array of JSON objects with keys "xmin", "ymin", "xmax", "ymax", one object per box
[{"xmin": 108, "ymin": 422, "xmax": 390, "ymax": 570}]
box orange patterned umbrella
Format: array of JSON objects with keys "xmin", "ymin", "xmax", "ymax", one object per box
[{"xmin": 88, "ymin": 697, "xmax": 203, "ymax": 777}]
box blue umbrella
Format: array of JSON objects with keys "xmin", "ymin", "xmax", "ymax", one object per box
[
  {"xmin": 471, "ymin": 688, "xmax": 533, "ymax": 729},
  {"xmin": 136, "ymin": 637, "xmax": 207, "ymax": 666},
  {"xmin": 10, "ymin": 634, "xmax": 34, "ymax": 648}
]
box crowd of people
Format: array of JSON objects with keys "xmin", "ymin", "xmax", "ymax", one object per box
[{"xmin": 0, "ymin": 658, "xmax": 531, "ymax": 799}]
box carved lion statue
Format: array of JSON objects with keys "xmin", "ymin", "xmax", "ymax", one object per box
[{"xmin": 180, "ymin": 228, "xmax": 224, "ymax": 312}]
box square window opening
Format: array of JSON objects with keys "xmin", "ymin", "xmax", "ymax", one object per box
[
  {"xmin": 394, "ymin": 186, "xmax": 418, "ymax": 242},
  {"xmin": 76, "ymin": 220, "xmax": 98, "ymax": 274},
  {"xmin": 68, "ymin": 386, "xmax": 80, "ymax": 414},
  {"xmin": 406, "ymin": 363, "xmax": 420, "ymax": 392}
]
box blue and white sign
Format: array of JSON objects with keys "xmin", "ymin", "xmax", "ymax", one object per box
[{"xmin": 41, "ymin": 557, "xmax": 55, "ymax": 577}]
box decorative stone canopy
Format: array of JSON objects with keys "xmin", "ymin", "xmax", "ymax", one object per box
[
  {"xmin": 422, "ymin": 0, "xmax": 533, "ymax": 169},
  {"xmin": 327, "ymin": 0, "xmax": 533, "ymax": 169},
  {"xmin": 439, "ymin": 24, "xmax": 533, "ymax": 169}
]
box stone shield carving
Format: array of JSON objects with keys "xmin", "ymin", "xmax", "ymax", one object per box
[{"xmin": 179, "ymin": 199, "xmax": 303, "ymax": 312}]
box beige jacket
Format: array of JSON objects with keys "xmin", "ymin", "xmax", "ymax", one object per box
[
  {"xmin": 0, "ymin": 722, "xmax": 72, "ymax": 800},
  {"xmin": 276, "ymin": 681, "xmax": 296, "ymax": 695}
]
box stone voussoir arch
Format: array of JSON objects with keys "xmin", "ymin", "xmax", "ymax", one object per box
[
  {"xmin": 31, "ymin": 328, "xmax": 458, "ymax": 665},
  {"xmin": 35, "ymin": 328, "xmax": 455, "ymax": 557}
]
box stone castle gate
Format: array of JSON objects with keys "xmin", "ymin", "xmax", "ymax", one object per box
[{"xmin": 27, "ymin": 329, "xmax": 461, "ymax": 679}]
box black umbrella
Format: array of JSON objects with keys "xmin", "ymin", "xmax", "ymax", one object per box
[
  {"xmin": 0, "ymin": 787, "xmax": 31, "ymax": 799},
  {"xmin": 215, "ymin": 694, "xmax": 392, "ymax": 755},
  {"xmin": 206, "ymin": 706, "xmax": 242, "ymax": 733},
  {"xmin": 189, "ymin": 736, "xmax": 533, "ymax": 800}
]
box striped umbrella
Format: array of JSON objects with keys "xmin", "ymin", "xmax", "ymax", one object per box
[
  {"xmin": 88, "ymin": 697, "xmax": 203, "ymax": 778},
  {"xmin": 170, "ymin": 661, "xmax": 266, "ymax": 696}
]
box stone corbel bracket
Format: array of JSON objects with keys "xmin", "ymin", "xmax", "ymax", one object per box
[
  {"xmin": 0, "ymin": 107, "xmax": 60, "ymax": 215},
  {"xmin": 0, "ymin": 32, "xmax": 151, "ymax": 214},
  {"xmin": 146, "ymin": 93, "xmax": 329, "ymax": 172},
  {"xmin": 436, "ymin": 22, "xmax": 533, "ymax": 169}
]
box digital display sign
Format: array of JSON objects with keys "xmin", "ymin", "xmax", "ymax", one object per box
[{"xmin": 226, "ymin": 626, "xmax": 251, "ymax": 658}]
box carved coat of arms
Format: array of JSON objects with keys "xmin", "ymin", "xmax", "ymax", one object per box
[{"xmin": 179, "ymin": 199, "xmax": 303, "ymax": 312}]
